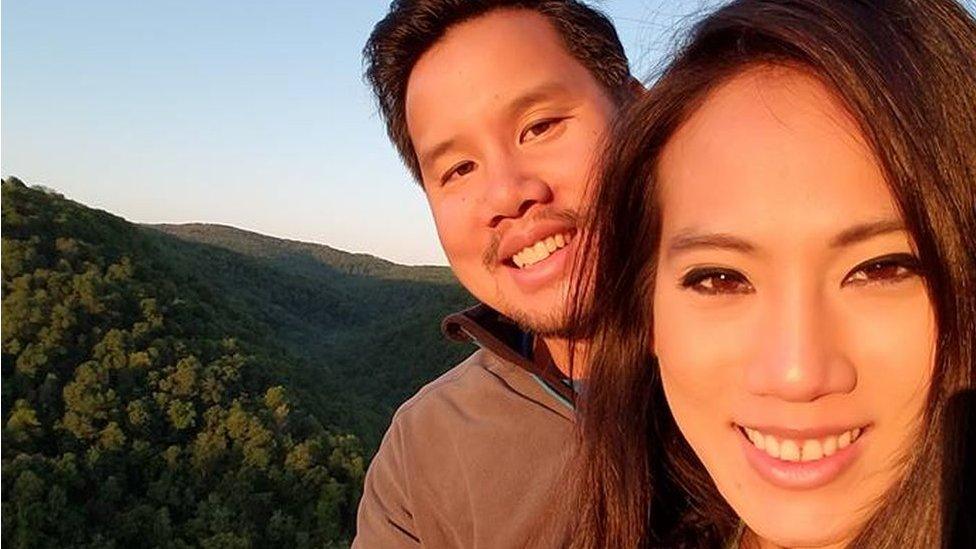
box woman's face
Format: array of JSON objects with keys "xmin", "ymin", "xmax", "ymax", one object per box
[{"xmin": 653, "ymin": 66, "xmax": 936, "ymax": 548}]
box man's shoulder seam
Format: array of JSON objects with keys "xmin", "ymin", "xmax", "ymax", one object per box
[{"xmin": 391, "ymin": 350, "xmax": 496, "ymax": 419}]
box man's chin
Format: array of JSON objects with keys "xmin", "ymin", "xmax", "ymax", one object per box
[{"xmin": 505, "ymin": 308, "xmax": 573, "ymax": 339}]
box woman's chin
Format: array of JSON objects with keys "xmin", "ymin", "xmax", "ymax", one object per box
[
  {"xmin": 740, "ymin": 506, "xmax": 856, "ymax": 549},
  {"xmin": 721, "ymin": 475, "xmax": 864, "ymax": 549},
  {"xmin": 746, "ymin": 526, "xmax": 848, "ymax": 549}
]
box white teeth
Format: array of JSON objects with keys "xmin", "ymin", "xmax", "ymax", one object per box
[
  {"xmin": 746, "ymin": 428, "xmax": 761, "ymax": 448},
  {"xmin": 511, "ymin": 232, "xmax": 573, "ymax": 268},
  {"xmin": 742, "ymin": 426, "xmax": 863, "ymax": 462},
  {"xmin": 801, "ymin": 439, "xmax": 823, "ymax": 462},
  {"xmin": 779, "ymin": 440, "xmax": 800, "ymax": 462},
  {"xmin": 822, "ymin": 435, "xmax": 837, "ymax": 456},
  {"xmin": 838, "ymin": 431, "xmax": 851, "ymax": 449}
]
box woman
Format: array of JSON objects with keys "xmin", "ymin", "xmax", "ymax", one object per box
[{"xmin": 569, "ymin": 0, "xmax": 976, "ymax": 547}]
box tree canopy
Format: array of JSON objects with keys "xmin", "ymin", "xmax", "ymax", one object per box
[{"xmin": 2, "ymin": 177, "xmax": 390, "ymax": 547}]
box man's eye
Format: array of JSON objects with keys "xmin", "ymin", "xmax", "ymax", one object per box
[
  {"xmin": 680, "ymin": 268, "xmax": 754, "ymax": 295},
  {"xmin": 843, "ymin": 253, "xmax": 921, "ymax": 286},
  {"xmin": 442, "ymin": 161, "xmax": 476, "ymax": 183},
  {"xmin": 519, "ymin": 118, "xmax": 560, "ymax": 143}
]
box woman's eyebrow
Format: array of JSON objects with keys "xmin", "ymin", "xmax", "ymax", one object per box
[
  {"xmin": 665, "ymin": 219, "xmax": 907, "ymax": 261},
  {"xmin": 829, "ymin": 219, "xmax": 906, "ymax": 248},
  {"xmin": 666, "ymin": 231, "xmax": 757, "ymax": 258}
]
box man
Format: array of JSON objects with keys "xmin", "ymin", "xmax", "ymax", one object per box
[{"xmin": 355, "ymin": 1, "xmax": 635, "ymax": 546}]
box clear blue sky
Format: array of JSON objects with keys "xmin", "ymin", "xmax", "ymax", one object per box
[{"xmin": 5, "ymin": 1, "xmax": 970, "ymax": 265}]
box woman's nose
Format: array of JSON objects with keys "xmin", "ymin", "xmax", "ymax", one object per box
[{"xmin": 744, "ymin": 284, "xmax": 857, "ymax": 402}]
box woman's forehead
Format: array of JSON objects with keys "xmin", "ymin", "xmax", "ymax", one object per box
[{"xmin": 656, "ymin": 65, "xmax": 899, "ymax": 245}]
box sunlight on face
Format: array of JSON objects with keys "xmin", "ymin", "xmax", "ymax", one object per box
[
  {"xmin": 405, "ymin": 10, "xmax": 616, "ymax": 335},
  {"xmin": 652, "ymin": 66, "xmax": 936, "ymax": 548}
]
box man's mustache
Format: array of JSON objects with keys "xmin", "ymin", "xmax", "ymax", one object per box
[{"xmin": 482, "ymin": 209, "xmax": 580, "ymax": 270}]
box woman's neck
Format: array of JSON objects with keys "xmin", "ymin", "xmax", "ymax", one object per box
[{"xmin": 740, "ymin": 527, "xmax": 851, "ymax": 549}]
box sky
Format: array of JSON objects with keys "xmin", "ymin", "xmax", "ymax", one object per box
[{"xmin": 4, "ymin": 1, "xmax": 970, "ymax": 265}]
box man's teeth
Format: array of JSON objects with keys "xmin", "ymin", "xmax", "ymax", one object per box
[
  {"xmin": 742, "ymin": 426, "xmax": 862, "ymax": 462},
  {"xmin": 511, "ymin": 232, "xmax": 573, "ymax": 268}
]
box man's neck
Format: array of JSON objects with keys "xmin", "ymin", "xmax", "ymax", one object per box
[{"xmin": 537, "ymin": 336, "xmax": 587, "ymax": 380}]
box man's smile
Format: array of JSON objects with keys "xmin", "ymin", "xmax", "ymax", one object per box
[
  {"xmin": 509, "ymin": 230, "xmax": 576, "ymax": 268},
  {"xmin": 496, "ymin": 214, "xmax": 578, "ymax": 268}
]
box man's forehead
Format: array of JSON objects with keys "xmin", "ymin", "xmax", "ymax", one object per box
[{"xmin": 404, "ymin": 17, "xmax": 602, "ymax": 161}]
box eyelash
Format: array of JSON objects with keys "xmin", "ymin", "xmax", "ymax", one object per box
[
  {"xmin": 439, "ymin": 118, "xmax": 564, "ymax": 183},
  {"xmin": 680, "ymin": 268, "xmax": 753, "ymax": 295},
  {"xmin": 519, "ymin": 118, "xmax": 563, "ymax": 143},
  {"xmin": 679, "ymin": 253, "xmax": 922, "ymax": 296},
  {"xmin": 441, "ymin": 160, "xmax": 475, "ymax": 184},
  {"xmin": 843, "ymin": 253, "xmax": 921, "ymax": 287}
]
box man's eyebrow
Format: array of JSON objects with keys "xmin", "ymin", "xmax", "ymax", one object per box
[
  {"xmin": 419, "ymin": 138, "xmax": 459, "ymax": 173},
  {"xmin": 505, "ymin": 81, "xmax": 572, "ymax": 118},
  {"xmin": 829, "ymin": 218, "xmax": 906, "ymax": 248},
  {"xmin": 417, "ymin": 81, "xmax": 573, "ymax": 173}
]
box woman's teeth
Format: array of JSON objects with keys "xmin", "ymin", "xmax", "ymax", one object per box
[
  {"xmin": 742, "ymin": 426, "xmax": 863, "ymax": 462},
  {"xmin": 512, "ymin": 232, "xmax": 573, "ymax": 268}
]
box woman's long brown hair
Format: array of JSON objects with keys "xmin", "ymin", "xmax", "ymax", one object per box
[{"xmin": 568, "ymin": 1, "xmax": 976, "ymax": 547}]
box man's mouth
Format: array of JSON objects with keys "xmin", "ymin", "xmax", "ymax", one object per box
[{"xmin": 509, "ymin": 230, "xmax": 575, "ymax": 269}]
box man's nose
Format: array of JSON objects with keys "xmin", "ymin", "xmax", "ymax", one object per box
[
  {"xmin": 744, "ymin": 285, "xmax": 857, "ymax": 402},
  {"xmin": 483, "ymin": 157, "xmax": 553, "ymax": 227}
]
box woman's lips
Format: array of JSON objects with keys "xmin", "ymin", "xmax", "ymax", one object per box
[{"xmin": 737, "ymin": 423, "xmax": 869, "ymax": 490}]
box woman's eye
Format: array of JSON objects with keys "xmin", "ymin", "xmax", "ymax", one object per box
[
  {"xmin": 519, "ymin": 119, "xmax": 560, "ymax": 143},
  {"xmin": 680, "ymin": 269, "xmax": 754, "ymax": 295},
  {"xmin": 843, "ymin": 253, "xmax": 921, "ymax": 286},
  {"xmin": 442, "ymin": 161, "xmax": 475, "ymax": 183}
]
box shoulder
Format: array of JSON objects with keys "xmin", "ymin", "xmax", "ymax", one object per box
[
  {"xmin": 357, "ymin": 348, "xmax": 576, "ymax": 547},
  {"xmin": 393, "ymin": 349, "xmax": 509, "ymax": 418}
]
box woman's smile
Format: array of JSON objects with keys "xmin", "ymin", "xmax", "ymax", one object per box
[
  {"xmin": 652, "ymin": 65, "xmax": 936, "ymax": 546},
  {"xmin": 734, "ymin": 422, "xmax": 870, "ymax": 489}
]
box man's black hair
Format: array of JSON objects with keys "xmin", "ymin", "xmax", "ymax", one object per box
[{"xmin": 363, "ymin": 0, "xmax": 631, "ymax": 183}]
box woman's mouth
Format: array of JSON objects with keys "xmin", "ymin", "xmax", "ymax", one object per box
[
  {"xmin": 736, "ymin": 423, "xmax": 870, "ymax": 489},
  {"xmin": 740, "ymin": 425, "xmax": 863, "ymax": 462}
]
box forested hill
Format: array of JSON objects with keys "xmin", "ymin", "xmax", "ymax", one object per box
[
  {"xmin": 140, "ymin": 224, "xmax": 476, "ymax": 450},
  {"xmin": 149, "ymin": 223, "xmax": 457, "ymax": 284},
  {"xmin": 1, "ymin": 177, "xmax": 475, "ymax": 547}
]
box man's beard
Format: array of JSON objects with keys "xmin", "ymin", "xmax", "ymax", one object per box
[
  {"xmin": 509, "ymin": 311, "xmax": 574, "ymax": 338},
  {"xmin": 482, "ymin": 207, "xmax": 581, "ymax": 339},
  {"xmin": 503, "ymin": 298, "xmax": 576, "ymax": 339}
]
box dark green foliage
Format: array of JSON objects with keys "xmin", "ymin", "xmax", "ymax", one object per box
[
  {"xmin": 1, "ymin": 177, "xmax": 471, "ymax": 547},
  {"xmin": 145, "ymin": 223, "xmax": 475, "ymax": 450},
  {"xmin": 151, "ymin": 223, "xmax": 458, "ymax": 284}
]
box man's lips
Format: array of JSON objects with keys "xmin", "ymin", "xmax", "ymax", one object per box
[{"xmin": 496, "ymin": 219, "xmax": 578, "ymax": 266}]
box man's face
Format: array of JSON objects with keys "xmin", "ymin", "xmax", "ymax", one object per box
[{"xmin": 404, "ymin": 9, "xmax": 618, "ymax": 335}]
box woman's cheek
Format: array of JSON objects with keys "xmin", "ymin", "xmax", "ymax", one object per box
[
  {"xmin": 654, "ymin": 290, "xmax": 753, "ymax": 413},
  {"xmin": 838, "ymin": 288, "xmax": 936, "ymax": 429}
]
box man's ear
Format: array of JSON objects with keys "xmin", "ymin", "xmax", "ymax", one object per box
[{"xmin": 627, "ymin": 76, "xmax": 646, "ymax": 98}]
